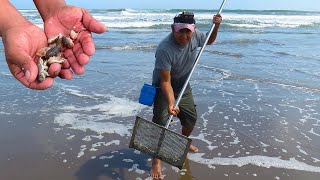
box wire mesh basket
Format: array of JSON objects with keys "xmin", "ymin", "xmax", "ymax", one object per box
[{"xmin": 129, "ymin": 116, "xmax": 192, "ymax": 169}]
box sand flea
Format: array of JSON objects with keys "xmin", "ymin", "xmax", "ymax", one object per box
[{"xmin": 36, "ymin": 30, "xmax": 79, "ymax": 82}]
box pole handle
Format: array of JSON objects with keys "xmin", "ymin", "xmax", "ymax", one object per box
[{"xmin": 165, "ymin": 0, "xmax": 228, "ymax": 129}]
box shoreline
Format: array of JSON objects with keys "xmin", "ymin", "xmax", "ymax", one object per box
[{"xmin": 1, "ymin": 112, "xmax": 320, "ymax": 180}]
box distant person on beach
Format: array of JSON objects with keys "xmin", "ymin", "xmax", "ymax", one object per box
[
  {"xmin": 0, "ymin": 0, "xmax": 106, "ymax": 90},
  {"xmin": 150, "ymin": 11, "xmax": 222, "ymax": 179}
]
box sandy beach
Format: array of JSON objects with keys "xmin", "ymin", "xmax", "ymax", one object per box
[
  {"xmin": 1, "ymin": 8, "xmax": 320, "ymax": 180},
  {"xmin": 1, "ymin": 112, "xmax": 320, "ymax": 180}
]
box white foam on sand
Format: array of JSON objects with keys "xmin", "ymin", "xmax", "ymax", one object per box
[
  {"xmin": 51, "ymin": 92, "xmax": 147, "ymax": 160},
  {"xmin": 309, "ymin": 128, "xmax": 320, "ymax": 136},
  {"xmin": 55, "ymin": 113, "xmax": 131, "ymax": 136},
  {"xmin": 90, "ymin": 140, "xmax": 120, "ymax": 152},
  {"xmin": 60, "ymin": 95, "xmax": 143, "ymax": 119},
  {"xmin": 188, "ymin": 153, "xmax": 320, "ymax": 173},
  {"xmin": 54, "ymin": 95, "xmax": 144, "ymax": 136}
]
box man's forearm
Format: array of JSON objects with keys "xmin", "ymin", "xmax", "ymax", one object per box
[
  {"xmin": 33, "ymin": 0, "xmax": 66, "ymax": 21},
  {"xmin": 207, "ymin": 24, "xmax": 220, "ymax": 45},
  {"xmin": 159, "ymin": 70, "xmax": 176, "ymax": 106},
  {"xmin": 161, "ymin": 81, "xmax": 175, "ymax": 107},
  {"xmin": 0, "ymin": 0, "xmax": 29, "ymax": 37}
]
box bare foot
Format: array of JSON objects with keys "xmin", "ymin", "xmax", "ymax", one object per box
[
  {"xmin": 151, "ymin": 158, "xmax": 164, "ymax": 180},
  {"xmin": 189, "ymin": 144, "xmax": 198, "ymax": 153}
]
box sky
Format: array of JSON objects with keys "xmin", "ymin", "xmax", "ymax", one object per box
[{"xmin": 9, "ymin": 0, "xmax": 320, "ymax": 11}]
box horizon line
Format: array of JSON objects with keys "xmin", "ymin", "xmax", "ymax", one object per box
[{"xmin": 17, "ymin": 8, "xmax": 320, "ymax": 12}]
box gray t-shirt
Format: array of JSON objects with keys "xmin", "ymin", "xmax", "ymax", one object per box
[{"xmin": 152, "ymin": 29, "xmax": 206, "ymax": 92}]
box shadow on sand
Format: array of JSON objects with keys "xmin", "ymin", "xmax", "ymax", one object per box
[
  {"xmin": 75, "ymin": 147, "xmax": 196, "ymax": 180},
  {"xmin": 75, "ymin": 148, "xmax": 151, "ymax": 180}
]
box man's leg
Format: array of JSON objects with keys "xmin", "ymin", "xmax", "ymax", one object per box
[
  {"xmin": 182, "ymin": 126, "xmax": 198, "ymax": 152},
  {"xmin": 151, "ymin": 158, "xmax": 163, "ymax": 180},
  {"xmin": 178, "ymin": 89, "xmax": 199, "ymax": 153},
  {"xmin": 151, "ymin": 89, "xmax": 168, "ymax": 179}
]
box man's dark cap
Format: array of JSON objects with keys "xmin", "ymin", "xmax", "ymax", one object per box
[{"xmin": 174, "ymin": 11, "xmax": 196, "ymax": 24}]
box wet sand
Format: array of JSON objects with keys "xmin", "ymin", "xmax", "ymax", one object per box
[
  {"xmin": 1, "ymin": 7, "xmax": 320, "ymax": 179},
  {"xmin": 1, "ymin": 35, "xmax": 319, "ymax": 179},
  {"xmin": 1, "ymin": 113, "xmax": 320, "ymax": 180}
]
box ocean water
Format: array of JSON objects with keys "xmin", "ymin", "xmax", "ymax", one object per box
[{"xmin": 0, "ymin": 9, "xmax": 320, "ymax": 179}]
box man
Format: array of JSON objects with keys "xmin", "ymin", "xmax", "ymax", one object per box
[{"xmin": 151, "ymin": 11, "xmax": 222, "ymax": 179}]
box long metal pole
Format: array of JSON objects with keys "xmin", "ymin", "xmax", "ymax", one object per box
[{"xmin": 165, "ymin": 0, "xmax": 228, "ymax": 128}]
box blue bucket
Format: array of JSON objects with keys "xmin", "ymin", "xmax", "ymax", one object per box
[{"xmin": 139, "ymin": 83, "xmax": 156, "ymax": 106}]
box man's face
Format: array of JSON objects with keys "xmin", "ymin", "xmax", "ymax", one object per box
[{"xmin": 173, "ymin": 28, "xmax": 193, "ymax": 46}]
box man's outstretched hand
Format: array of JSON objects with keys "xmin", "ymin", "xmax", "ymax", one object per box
[
  {"xmin": 43, "ymin": 6, "xmax": 106, "ymax": 79},
  {"xmin": 2, "ymin": 22, "xmax": 59, "ymax": 90}
]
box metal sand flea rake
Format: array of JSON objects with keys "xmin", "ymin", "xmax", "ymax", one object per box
[{"xmin": 129, "ymin": 0, "xmax": 228, "ymax": 169}]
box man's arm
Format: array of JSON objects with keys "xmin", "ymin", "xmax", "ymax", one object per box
[
  {"xmin": 33, "ymin": 0, "xmax": 66, "ymax": 21},
  {"xmin": 0, "ymin": 0, "xmax": 30, "ymax": 37},
  {"xmin": 160, "ymin": 70, "xmax": 179, "ymax": 116},
  {"xmin": 207, "ymin": 14, "xmax": 222, "ymax": 45}
]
